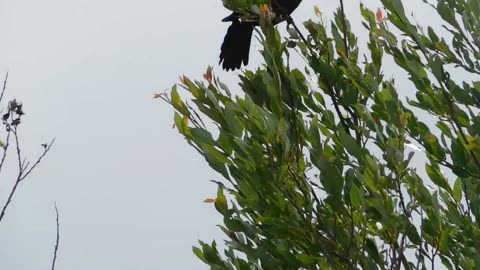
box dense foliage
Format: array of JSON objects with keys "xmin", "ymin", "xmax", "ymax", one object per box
[{"xmin": 162, "ymin": 0, "xmax": 480, "ymax": 268}]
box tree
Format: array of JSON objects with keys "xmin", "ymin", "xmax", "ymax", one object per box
[
  {"xmin": 160, "ymin": 0, "xmax": 480, "ymax": 268},
  {"xmin": 0, "ymin": 74, "xmax": 58, "ymax": 268}
]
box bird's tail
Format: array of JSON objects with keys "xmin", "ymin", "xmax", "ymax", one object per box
[{"xmin": 219, "ymin": 21, "xmax": 255, "ymax": 71}]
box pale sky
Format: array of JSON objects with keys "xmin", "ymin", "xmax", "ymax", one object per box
[{"xmin": 0, "ymin": 0, "xmax": 440, "ymax": 269}]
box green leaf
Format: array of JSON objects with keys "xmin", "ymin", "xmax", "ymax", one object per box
[
  {"xmin": 201, "ymin": 240, "xmax": 223, "ymax": 265},
  {"xmin": 349, "ymin": 183, "xmax": 364, "ymax": 208},
  {"xmin": 390, "ymin": 0, "xmax": 406, "ymax": 17},
  {"xmin": 428, "ymin": 56, "xmax": 445, "ymax": 82},
  {"xmin": 192, "ymin": 246, "xmax": 207, "ymax": 263},
  {"xmin": 453, "ymin": 178, "xmax": 463, "ymax": 202},
  {"xmin": 405, "ymin": 220, "xmax": 421, "ymax": 245},
  {"xmin": 225, "ymin": 218, "xmax": 245, "ymax": 232},
  {"xmin": 174, "ymin": 112, "xmax": 191, "ymax": 137},
  {"xmin": 451, "ymin": 139, "xmax": 467, "ymax": 167},
  {"xmin": 171, "ymin": 85, "xmax": 189, "ymax": 115},
  {"xmin": 320, "ymin": 161, "xmax": 344, "ymax": 196},
  {"xmin": 340, "ymin": 132, "xmax": 363, "ymax": 158},
  {"xmin": 425, "ymin": 163, "xmax": 452, "ymax": 194},
  {"xmin": 191, "ymin": 128, "xmax": 214, "ymax": 145},
  {"xmin": 468, "ymin": 116, "xmax": 480, "ymax": 137},
  {"xmin": 365, "ymin": 238, "xmax": 381, "ymax": 264},
  {"xmin": 224, "ymin": 103, "xmax": 243, "ymax": 136},
  {"xmin": 436, "ymin": 121, "xmax": 453, "ymax": 139},
  {"xmin": 201, "ymin": 144, "xmax": 230, "ymax": 179},
  {"xmin": 215, "ymin": 186, "xmax": 228, "ymax": 215}
]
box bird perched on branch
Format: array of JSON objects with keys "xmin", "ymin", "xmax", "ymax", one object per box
[{"xmin": 219, "ymin": 0, "xmax": 303, "ymax": 71}]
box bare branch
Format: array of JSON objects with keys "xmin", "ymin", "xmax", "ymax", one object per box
[
  {"xmin": 51, "ymin": 203, "xmax": 60, "ymax": 270},
  {"xmin": 0, "ymin": 74, "xmax": 12, "ymax": 176},
  {"xmin": 13, "ymin": 126, "xmax": 24, "ymax": 177},
  {"xmin": 0, "ymin": 72, "xmax": 8, "ymax": 104},
  {"xmin": 0, "ymin": 172, "xmax": 21, "ymax": 223},
  {"xmin": 0, "ymin": 131, "xmax": 11, "ymax": 176},
  {"xmin": 19, "ymin": 138, "xmax": 56, "ymax": 182},
  {"xmin": 0, "ymin": 138, "xmax": 55, "ymax": 223}
]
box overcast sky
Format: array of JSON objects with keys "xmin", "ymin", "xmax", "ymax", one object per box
[{"xmin": 0, "ymin": 0, "xmax": 441, "ymax": 269}]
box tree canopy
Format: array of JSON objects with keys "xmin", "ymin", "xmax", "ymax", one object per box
[{"xmin": 161, "ymin": 0, "xmax": 480, "ymax": 269}]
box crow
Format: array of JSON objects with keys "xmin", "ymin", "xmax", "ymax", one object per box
[{"xmin": 219, "ymin": 0, "xmax": 303, "ymax": 71}]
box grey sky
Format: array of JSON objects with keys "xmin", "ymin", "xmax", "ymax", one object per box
[{"xmin": 0, "ymin": 0, "xmax": 441, "ymax": 269}]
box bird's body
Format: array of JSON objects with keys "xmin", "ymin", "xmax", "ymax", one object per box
[{"xmin": 219, "ymin": 0, "xmax": 303, "ymax": 71}]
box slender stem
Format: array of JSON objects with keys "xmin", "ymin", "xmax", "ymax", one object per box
[
  {"xmin": 20, "ymin": 138, "xmax": 56, "ymax": 182},
  {"xmin": 286, "ymin": 15, "xmax": 316, "ymax": 57},
  {"xmin": 0, "ymin": 131, "xmax": 11, "ymax": 176},
  {"xmin": 51, "ymin": 203, "xmax": 60, "ymax": 270},
  {"xmin": 0, "ymin": 173, "xmax": 21, "ymax": 223},
  {"xmin": 0, "ymin": 73, "xmax": 8, "ymax": 104}
]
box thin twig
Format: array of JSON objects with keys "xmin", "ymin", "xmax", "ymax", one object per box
[
  {"xmin": 0, "ymin": 74, "xmax": 12, "ymax": 176},
  {"xmin": 0, "ymin": 73, "xmax": 8, "ymax": 104},
  {"xmin": 51, "ymin": 203, "xmax": 60, "ymax": 270},
  {"xmin": 396, "ymin": 176, "xmax": 409, "ymax": 217},
  {"xmin": 0, "ymin": 172, "xmax": 21, "ymax": 223},
  {"xmin": 20, "ymin": 138, "xmax": 56, "ymax": 182},
  {"xmin": 346, "ymin": 202, "xmax": 355, "ymax": 260},
  {"xmin": 13, "ymin": 126, "xmax": 24, "ymax": 176},
  {"xmin": 0, "ymin": 131, "xmax": 11, "ymax": 176},
  {"xmin": 0, "ymin": 138, "xmax": 55, "ymax": 223}
]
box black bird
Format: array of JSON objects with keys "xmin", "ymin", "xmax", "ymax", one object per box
[{"xmin": 219, "ymin": 0, "xmax": 303, "ymax": 71}]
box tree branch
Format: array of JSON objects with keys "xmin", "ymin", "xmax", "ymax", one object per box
[
  {"xmin": 51, "ymin": 203, "xmax": 60, "ymax": 270},
  {"xmin": 0, "ymin": 138, "xmax": 55, "ymax": 223},
  {"xmin": 0, "ymin": 73, "xmax": 8, "ymax": 104}
]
